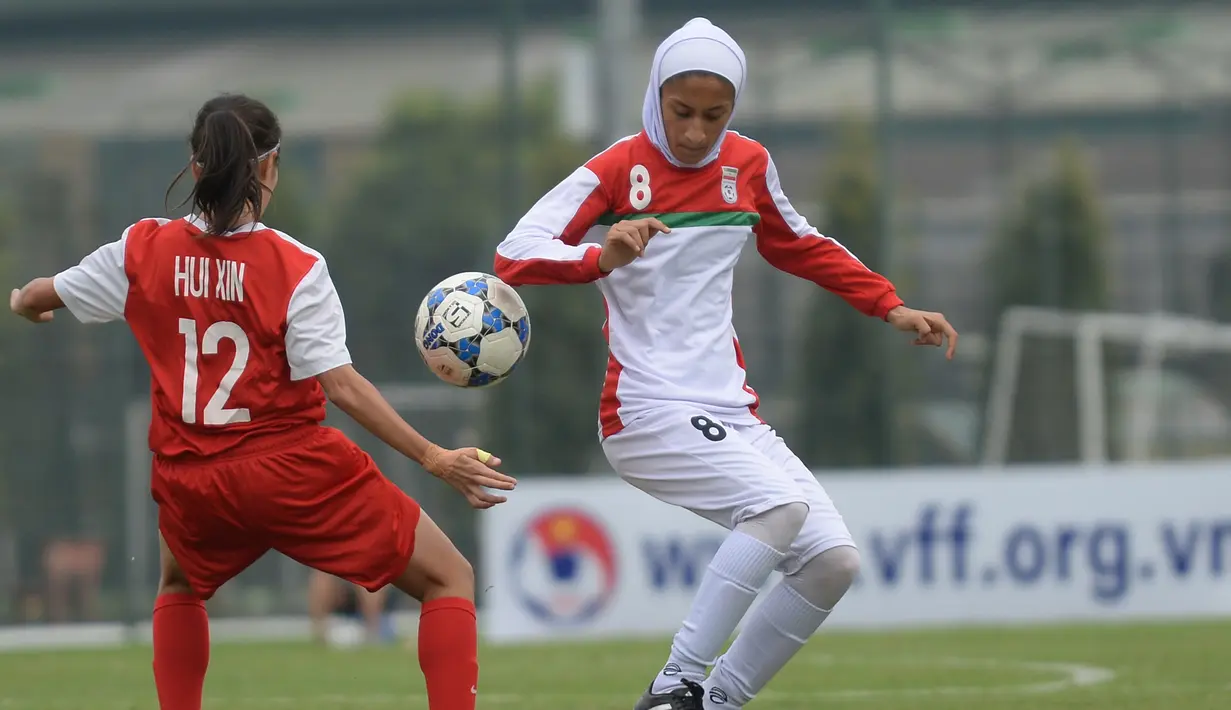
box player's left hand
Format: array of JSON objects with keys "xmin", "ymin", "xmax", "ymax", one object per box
[
  {"xmin": 9, "ymin": 288, "xmax": 53, "ymax": 324},
  {"xmin": 423, "ymin": 446, "xmax": 517, "ymax": 510},
  {"xmin": 886, "ymin": 305, "xmax": 958, "ymax": 360}
]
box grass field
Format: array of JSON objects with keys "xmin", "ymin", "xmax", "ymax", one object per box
[{"xmin": 0, "ymin": 621, "xmax": 1227, "ymax": 709}]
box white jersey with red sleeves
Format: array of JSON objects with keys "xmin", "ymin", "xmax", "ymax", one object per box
[
  {"xmin": 495, "ymin": 131, "xmax": 903, "ymax": 438},
  {"xmin": 53, "ymin": 215, "xmax": 352, "ymax": 459}
]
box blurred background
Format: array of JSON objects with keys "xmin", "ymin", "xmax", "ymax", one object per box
[{"xmin": 2, "ymin": 0, "xmax": 1231, "ymax": 629}]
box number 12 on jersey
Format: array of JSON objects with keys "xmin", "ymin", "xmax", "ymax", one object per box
[{"xmin": 179, "ymin": 318, "xmax": 251, "ymax": 426}]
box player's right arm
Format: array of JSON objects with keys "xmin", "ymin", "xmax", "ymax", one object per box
[
  {"xmin": 285, "ymin": 257, "xmax": 516, "ymax": 508},
  {"xmin": 317, "ymin": 365, "xmax": 514, "ymax": 508},
  {"xmin": 494, "ymin": 163, "xmax": 613, "ymax": 285},
  {"xmin": 494, "ymin": 161, "xmax": 671, "ymax": 284},
  {"xmin": 494, "ymin": 165, "xmax": 610, "ymax": 285},
  {"xmin": 9, "ymin": 279, "xmax": 61, "ymax": 323},
  {"xmin": 10, "ymin": 226, "xmax": 133, "ymax": 324}
]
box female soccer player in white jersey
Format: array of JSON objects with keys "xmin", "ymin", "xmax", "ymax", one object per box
[{"xmin": 495, "ymin": 17, "xmax": 958, "ymax": 710}]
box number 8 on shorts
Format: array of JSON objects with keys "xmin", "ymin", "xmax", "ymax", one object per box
[{"xmin": 690, "ymin": 415, "xmax": 727, "ymax": 442}]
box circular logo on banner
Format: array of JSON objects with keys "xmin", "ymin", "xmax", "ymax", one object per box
[{"xmin": 509, "ymin": 507, "xmax": 618, "ymax": 625}]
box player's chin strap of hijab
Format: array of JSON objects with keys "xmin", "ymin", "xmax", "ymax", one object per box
[{"xmin": 642, "ymin": 17, "xmax": 746, "ymax": 169}]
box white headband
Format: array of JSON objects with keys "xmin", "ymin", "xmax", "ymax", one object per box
[
  {"xmin": 195, "ymin": 142, "xmax": 280, "ymax": 169},
  {"xmin": 659, "ymin": 40, "xmax": 744, "ymax": 95}
]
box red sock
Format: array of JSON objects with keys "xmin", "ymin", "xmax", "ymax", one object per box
[
  {"xmin": 417, "ymin": 597, "xmax": 479, "ymax": 710},
  {"xmin": 152, "ymin": 593, "xmax": 210, "ymax": 710}
]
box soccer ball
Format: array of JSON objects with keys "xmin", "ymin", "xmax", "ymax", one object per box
[{"xmin": 414, "ymin": 271, "xmax": 531, "ymax": 388}]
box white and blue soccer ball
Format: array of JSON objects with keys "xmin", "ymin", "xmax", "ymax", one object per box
[{"xmin": 414, "ymin": 272, "xmax": 531, "ymax": 388}]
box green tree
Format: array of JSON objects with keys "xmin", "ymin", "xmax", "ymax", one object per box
[
  {"xmin": 327, "ymin": 88, "xmax": 604, "ymax": 476},
  {"xmin": 327, "ymin": 96, "xmax": 504, "ymax": 382},
  {"xmin": 1209, "ymin": 253, "xmax": 1231, "ymax": 323},
  {"xmin": 983, "ymin": 138, "xmax": 1109, "ymax": 463},
  {"xmin": 0, "ymin": 176, "xmax": 82, "ymax": 581},
  {"xmin": 0, "ymin": 199, "xmax": 14, "ymax": 523},
  {"xmin": 796, "ymin": 118, "xmax": 905, "ymax": 468},
  {"xmin": 261, "ymin": 165, "xmax": 317, "ymax": 241},
  {"xmin": 1201, "ymin": 199, "xmax": 1231, "ymax": 449},
  {"xmin": 488, "ymin": 129, "xmax": 606, "ymax": 477}
]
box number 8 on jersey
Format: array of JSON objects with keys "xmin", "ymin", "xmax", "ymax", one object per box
[{"xmin": 629, "ymin": 164, "xmax": 652, "ymax": 211}]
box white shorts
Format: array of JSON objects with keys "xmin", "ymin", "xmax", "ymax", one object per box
[{"xmin": 601, "ymin": 404, "xmax": 855, "ymax": 575}]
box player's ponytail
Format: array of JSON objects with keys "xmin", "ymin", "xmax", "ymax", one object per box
[{"xmin": 166, "ymin": 94, "xmax": 282, "ymax": 236}]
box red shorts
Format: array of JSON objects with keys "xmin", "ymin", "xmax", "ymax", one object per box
[{"xmin": 152, "ymin": 426, "xmax": 422, "ymax": 600}]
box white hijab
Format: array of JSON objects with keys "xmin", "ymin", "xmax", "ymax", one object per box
[{"xmin": 642, "ymin": 17, "xmax": 746, "ymax": 169}]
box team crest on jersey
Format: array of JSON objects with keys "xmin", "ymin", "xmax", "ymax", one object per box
[{"xmin": 721, "ymin": 166, "xmax": 739, "ymax": 204}]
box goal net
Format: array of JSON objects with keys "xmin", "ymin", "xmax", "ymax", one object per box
[{"xmin": 981, "ymin": 307, "xmax": 1231, "ymax": 467}]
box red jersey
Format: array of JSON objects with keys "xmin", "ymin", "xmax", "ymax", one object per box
[{"xmin": 53, "ymin": 216, "xmax": 352, "ymax": 459}]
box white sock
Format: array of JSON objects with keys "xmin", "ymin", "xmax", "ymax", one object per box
[
  {"xmin": 702, "ymin": 581, "xmax": 830, "ymax": 709},
  {"xmin": 649, "ymin": 531, "xmax": 786, "ymax": 694}
]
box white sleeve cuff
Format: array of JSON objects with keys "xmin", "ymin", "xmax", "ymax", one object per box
[
  {"xmin": 53, "ymin": 271, "xmax": 103, "ymax": 324},
  {"xmin": 51, "ymin": 235, "xmax": 130, "ymax": 324},
  {"xmin": 289, "ymin": 351, "xmax": 353, "ymax": 382}
]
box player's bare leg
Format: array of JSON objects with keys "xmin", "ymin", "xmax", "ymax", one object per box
[
  {"xmin": 153, "ymin": 534, "xmax": 210, "ymax": 710},
  {"xmin": 358, "ymin": 586, "xmax": 387, "ymax": 642},
  {"xmin": 307, "ymin": 570, "xmax": 341, "ymax": 644},
  {"xmin": 393, "ymin": 511, "xmax": 478, "ymax": 710},
  {"xmin": 308, "ymin": 572, "xmax": 385, "ymax": 645}
]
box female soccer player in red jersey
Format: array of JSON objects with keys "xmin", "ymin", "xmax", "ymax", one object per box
[
  {"xmin": 9, "ymin": 93, "xmax": 509, "ymax": 710},
  {"xmin": 496, "ymin": 17, "xmax": 958, "ymax": 710}
]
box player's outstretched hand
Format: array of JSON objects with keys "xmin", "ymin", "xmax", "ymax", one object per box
[
  {"xmin": 423, "ymin": 446, "xmax": 517, "ymax": 510},
  {"xmin": 598, "ymin": 218, "xmax": 671, "ymax": 273},
  {"xmin": 9, "ymin": 288, "xmax": 53, "ymax": 324},
  {"xmin": 886, "ymin": 305, "xmax": 958, "ymax": 360}
]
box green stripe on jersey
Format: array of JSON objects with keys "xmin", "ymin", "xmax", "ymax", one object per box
[{"xmin": 597, "ymin": 211, "xmax": 761, "ymax": 229}]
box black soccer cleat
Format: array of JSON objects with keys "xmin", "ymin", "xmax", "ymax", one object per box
[{"xmin": 633, "ymin": 678, "xmax": 706, "ymax": 710}]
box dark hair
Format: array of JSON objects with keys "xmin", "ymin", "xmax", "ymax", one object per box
[{"xmin": 167, "ymin": 93, "xmax": 282, "ymax": 235}]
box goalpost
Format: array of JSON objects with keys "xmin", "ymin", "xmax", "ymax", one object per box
[
  {"xmin": 121, "ymin": 382, "xmax": 484, "ymax": 635},
  {"xmin": 980, "ymin": 306, "xmax": 1231, "ymax": 467}
]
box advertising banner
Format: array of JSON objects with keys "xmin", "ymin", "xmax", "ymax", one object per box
[{"xmin": 480, "ymin": 465, "xmax": 1231, "ymax": 643}]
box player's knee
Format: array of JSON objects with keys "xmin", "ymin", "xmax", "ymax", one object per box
[
  {"xmin": 820, "ymin": 545, "xmax": 861, "ymax": 590},
  {"xmin": 432, "ymin": 548, "xmax": 475, "ymax": 600},
  {"xmin": 787, "ymin": 545, "xmax": 860, "ymax": 610},
  {"xmin": 450, "ymin": 554, "xmax": 475, "ymax": 593},
  {"xmin": 738, "ymin": 501, "xmax": 809, "ymax": 551}
]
